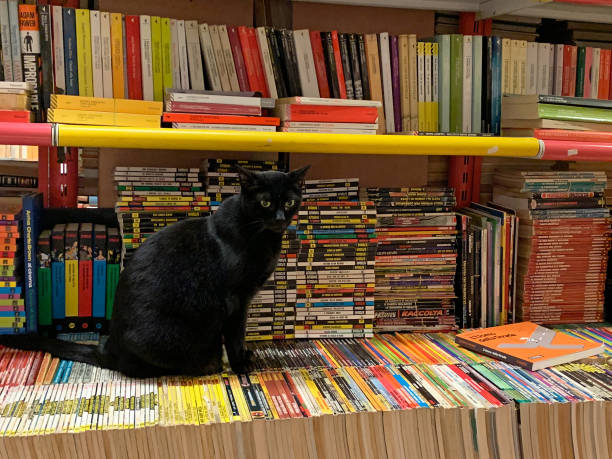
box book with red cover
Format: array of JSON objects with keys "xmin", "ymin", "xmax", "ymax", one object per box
[
  {"xmin": 162, "ymin": 113, "xmax": 279, "ymax": 125},
  {"xmin": 125, "ymin": 15, "xmax": 143, "ymax": 100},
  {"xmin": 227, "ymin": 26, "xmax": 250, "ymax": 92},
  {"xmin": 539, "ymin": 139, "xmax": 612, "ymax": 161},
  {"xmin": 331, "ymin": 31, "xmax": 347, "ymax": 99},
  {"xmin": 309, "ymin": 31, "xmax": 330, "ymax": 98},
  {"xmin": 583, "ymin": 47, "xmax": 593, "ymax": 97},
  {"xmin": 165, "ymin": 101, "xmax": 261, "ymax": 116},
  {"xmin": 0, "ymin": 111, "xmax": 33, "ymax": 122},
  {"xmin": 77, "ymin": 223, "xmax": 92, "ymax": 317},
  {"xmin": 533, "ymin": 128, "xmax": 612, "ymax": 142},
  {"xmin": 456, "ymin": 322, "xmax": 604, "ymax": 370},
  {"xmin": 597, "ymin": 49, "xmax": 611, "ymax": 100},
  {"xmin": 275, "ymin": 104, "xmax": 378, "ymax": 123},
  {"xmin": 237, "ymin": 27, "xmax": 268, "ymax": 98},
  {"xmin": 562, "ymin": 45, "xmax": 577, "ymax": 97}
]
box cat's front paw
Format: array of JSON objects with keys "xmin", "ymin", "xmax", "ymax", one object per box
[{"xmin": 230, "ymin": 349, "xmax": 254, "ymax": 375}]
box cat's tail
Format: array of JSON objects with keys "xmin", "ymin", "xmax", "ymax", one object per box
[{"xmin": 0, "ymin": 334, "xmax": 113, "ymax": 369}]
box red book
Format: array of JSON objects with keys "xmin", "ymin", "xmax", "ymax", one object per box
[
  {"xmin": 78, "ymin": 224, "xmax": 92, "ymax": 317},
  {"xmin": 246, "ymin": 27, "xmax": 269, "ymax": 98},
  {"xmin": 597, "ymin": 49, "xmax": 611, "ymax": 99},
  {"xmin": 162, "ymin": 113, "xmax": 279, "ymax": 125},
  {"xmin": 583, "ymin": 47, "xmax": 593, "ymax": 97},
  {"xmin": 539, "ymin": 139, "xmax": 612, "ymax": 161},
  {"xmin": 125, "ymin": 15, "xmax": 143, "ymax": 100},
  {"xmin": 562, "ymin": 45, "xmax": 577, "ymax": 97},
  {"xmin": 165, "ymin": 101, "xmax": 261, "ymax": 116},
  {"xmin": 309, "ymin": 31, "xmax": 330, "ymax": 98},
  {"xmin": 237, "ymin": 27, "xmax": 268, "ymax": 97},
  {"xmin": 0, "ymin": 111, "xmax": 32, "ymax": 123},
  {"xmin": 533, "ymin": 129, "xmax": 612, "ymax": 142},
  {"xmin": 277, "ymin": 105, "xmax": 378, "ymax": 123},
  {"xmin": 331, "ymin": 31, "xmax": 347, "ymax": 99},
  {"xmin": 227, "ymin": 26, "xmax": 250, "ymax": 92}
]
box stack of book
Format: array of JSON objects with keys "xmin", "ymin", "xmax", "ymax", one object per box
[
  {"xmin": 47, "ymin": 95, "xmax": 163, "ymax": 128},
  {"xmin": 274, "ymin": 97, "xmax": 381, "ymax": 134},
  {"xmin": 113, "ymin": 167, "xmax": 210, "ymax": 266},
  {"xmin": 0, "ymin": 82, "xmax": 32, "ymax": 123},
  {"xmin": 295, "ymin": 187, "xmax": 377, "ymax": 339},
  {"xmin": 0, "ymin": 200, "xmax": 23, "ymax": 334},
  {"xmin": 493, "ymin": 170, "xmax": 610, "ymax": 324},
  {"xmin": 163, "ymin": 89, "xmax": 278, "ymax": 132},
  {"xmin": 301, "ymin": 177, "xmax": 360, "ymax": 201},
  {"xmin": 367, "ymin": 187, "xmax": 458, "ymax": 332}
]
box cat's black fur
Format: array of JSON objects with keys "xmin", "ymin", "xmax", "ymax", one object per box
[{"xmin": 0, "ymin": 165, "xmax": 309, "ymax": 377}]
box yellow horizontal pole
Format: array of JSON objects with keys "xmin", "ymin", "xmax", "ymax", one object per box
[{"xmin": 56, "ymin": 124, "xmax": 542, "ymax": 157}]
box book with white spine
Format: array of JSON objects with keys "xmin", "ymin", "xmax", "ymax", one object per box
[
  {"xmin": 173, "ymin": 122, "xmax": 276, "ymax": 132},
  {"xmin": 554, "ymin": 44, "xmax": 564, "ymax": 96},
  {"xmin": 255, "ymin": 26, "xmax": 278, "ymax": 99},
  {"xmin": 140, "ymin": 16, "xmax": 154, "ymax": 100},
  {"xmin": 378, "ymin": 32, "xmax": 394, "ymax": 133},
  {"xmin": 90, "ymin": 10, "xmax": 104, "ymax": 98},
  {"xmin": 293, "ymin": 29, "xmax": 319, "ymax": 98},
  {"xmin": 8, "ymin": 0, "xmax": 21, "ymax": 81},
  {"xmin": 176, "ymin": 20, "xmax": 190, "ymax": 90},
  {"xmin": 276, "ymin": 96, "xmax": 381, "ymax": 107},
  {"xmin": 471, "ymin": 35, "xmax": 482, "ymax": 134},
  {"xmin": 462, "ymin": 35, "xmax": 472, "ymax": 133},
  {"xmin": 218, "ymin": 25, "xmax": 240, "ymax": 92},
  {"xmin": 547, "ymin": 43, "xmax": 554, "ymax": 96},
  {"xmin": 526, "ymin": 42, "xmax": 537, "ymax": 95},
  {"xmin": 0, "ymin": 1, "xmax": 13, "ymax": 81},
  {"xmin": 166, "ymin": 92, "xmax": 261, "ymax": 106},
  {"xmin": 591, "ymin": 48, "xmax": 601, "ymax": 99},
  {"xmin": 209, "ymin": 25, "xmax": 231, "ymax": 91},
  {"xmin": 100, "ymin": 12, "xmax": 113, "ymax": 98},
  {"xmin": 169, "ymin": 19, "xmax": 181, "ymax": 90},
  {"xmin": 536, "ymin": 42, "xmax": 549, "ymax": 95},
  {"xmin": 197, "ymin": 23, "xmax": 221, "ymax": 91},
  {"xmin": 282, "ymin": 121, "xmax": 377, "ymax": 130},
  {"xmin": 280, "ymin": 126, "xmax": 376, "ymax": 134}
]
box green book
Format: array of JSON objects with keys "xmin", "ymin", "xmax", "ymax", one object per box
[
  {"xmin": 576, "ymin": 46, "xmax": 586, "ymax": 98},
  {"xmin": 105, "ymin": 228, "xmax": 121, "ymax": 320},
  {"xmin": 161, "ymin": 17, "xmax": 173, "ymax": 94},
  {"xmin": 449, "ymin": 34, "xmax": 463, "ymax": 134},
  {"xmin": 36, "ymin": 230, "xmax": 52, "ymax": 327},
  {"xmin": 435, "ymin": 35, "xmax": 451, "ymax": 133},
  {"xmin": 504, "ymin": 103, "xmax": 612, "ymax": 124},
  {"xmin": 151, "ymin": 16, "xmax": 163, "ymax": 102}
]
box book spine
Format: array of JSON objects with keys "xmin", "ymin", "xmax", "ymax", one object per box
[
  {"xmin": 150, "ymin": 16, "xmax": 163, "ymax": 102},
  {"xmin": 169, "ymin": 19, "xmax": 181, "ymax": 91},
  {"xmin": 491, "ymin": 36, "xmax": 502, "ymax": 135},
  {"xmin": 249, "ymin": 27, "xmax": 270, "ymax": 97},
  {"xmin": 267, "ymin": 28, "xmax": 287, "ymax": 98},
  {"xmin": 471, "ymin": 36, "xmax": 482, "ymax": 135},
  {"xmin": 22, "ymin": 194, "xmax": 41, "ymax": 332},
  {"xmin": 432, "ymin": 42, "xmax": 439, "ymax": 133},
  {"xmin": 547, "ymin": 44, "xmax": 555, "ymax": 97},
  {"xmin": 519, "ymin": 40, "xmax": 527, "ymax": 95},
  {"xmin": 398, "ymin": 35, "xmax": 410, "ymax": 131},
  {"xmin": 37, "ymin": 237, "xmax": 52, "ymax": 328},
  {"xmin": 450, "ymin": 34, "xmax": 463, "ymax": 134},
  {"xmin": 198, "ymin": 23, "xmax": 221, "ymax": 91},
  {"xmin": 125, "ymin": 15, "xmax": 143, "ymax": 99},
  {"xmin": 536, "ymin": 43, "xmax": 549, "ymax": 96},
  {"xmin": 322, "ymin": 32, "xmax": 339, "ymax": 98},
  {"xmin": 295, "ymin": 29, "xmax": 319, "ymax": 98},
  {"xmin": 285, "ymin": 29, "xmax": 302, "ymax": 97},
  {"xmin": 349, "ymin": 34, "xmax": 362, "ymax": 100},
  {"xmin": 51, "ymin": 254, "xmax": 65, "ymax": 320},
  {"xmin": 75, "ymin": 9, "xmax": 93, "ymax": 97},
  {"xmin": 331, "ymin": 31, "xmax": 347, "ymax": 99},
  {"xmin": 238, "ymin": 26, "xmax": 260, "ymax": 94},
  {"xmin": 63, "ymin": 9, "xmax": 79, "ymax": 95},
  {"xmin": 18, "ymin": 4, "xmax": 42, "ymax": 121},
  {"xmin": 100, "ymin": 12, "xmax": 113, "ymax": 99},
  {"xmin": 591, "ymin": 47, "xmax": 600, "ymax": 99},
  {"xmin": 510, "ymin": 39, "xmax": 520, "ymax": 94},
  {"xmin": 358, "ymin": 34, "xmax": 370, "ymax": 101},
  {"xmin": 364, "ymin": 33, "xmax": 384, "ymax": 133},
  {"xmin": 575, "ymin": 46, "xmax": 586, "ymax": 98},
  {"xmin": 526, "ymin": 42, "xmax": 537, "ymax": 95},
  {"xmin": 89, "ymin": 10, "xmax": 103, "ymax": 98},
  {"xmin": 8, "ymin": 0, "xmax": 21, "ymax": 81},
  {"xmin": 184, "ymin": 20, "xmax": 204, "ymax": 91},
  {"xmin": 561, "ymin": 45, "xmax": 577, "ymax": 97},
  {"xmin": 123, "ymin": 15, "xmax": 129, "ymax": 96},
  {"xmin": 417, "ymin": 41, "xmax": 425, "ymax": 132},
  {"xmin": 110, "ymin": 13, "xmax": 125, "ymax": 99},
  {"xmin": 390, "ymin": 35, "xmax": 401, "ymax": 133},
  {"xmin": 160, "ymin": 18, "xmax": 173, "ymax": 94},
  {"xmin": 227, "ymin": 26, "xmax": 249, "ymax": 92},
  {"xmin": 584, "ymin": 46, "xmax": 593, "ymax": 98},
  {"xmin": 176, "ymin": 20, "xmax": 189, "ymax": 90},
  {"xmin": 597, "ymin": 49, "xmax": 610, "ymax": 100},
  {"xmin": 37, "ymin": 5, "xmax": 53, "ymax": 114},
  {"xmin": 554, "ymin": 43, "xmax": 564, "ymax": 96},
  {"xmin": 481, "ymin": 37, "xmax": 491, "ymax": 133},
  {"xmin": 379, "ymin": 32, "xmax": 394, "ymax": 133},
  {"xmin": 92, "ymin": 258, "xmax": 106, "ymax": 318},
  {"xmin": 210, "ymin": 25, "xmax": 231, "ymax": 92},
  {"xmin": 339, "ymin": 33, "xmax": 354, "ymax": 99},
  {"xmin": 310, "ymin": 30, "xmax": 329, "ymax": 98},
  {"xmin": 256, "ymin": 26, "xmax": 278, "ymax": 98},
  {"xmin": 77, "ymin": 228, "xmax": 92, "ymax": 318},
  {"xmin": 0, "ymin": 1, "xmax": 13, "ymax": 81},
  {"xmin": 462, "ymin": 35, "xmax": 472, "ymax": 133},
  {"xmin": 501, "ymin": 38, "xmax": 511, "ymax": 95},
  {"xmin": 437, "ymin": 35, "xmax": 450, "ymax": 133},
  {"xmin": 218, "ymin": 25, "xmax": 240, "ymax": 92},
  {"xmin": 454, "ymin": 336, "xmax": 531, "ymax": 370}
]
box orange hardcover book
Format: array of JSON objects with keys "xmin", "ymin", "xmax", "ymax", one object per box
[
  {"xmin": 162, "ymin": 113, "xmax": 280, "ymax": 126},
  {"xmin": 455, "ymin": 322, "xmax": 604, "ymax": 371}
]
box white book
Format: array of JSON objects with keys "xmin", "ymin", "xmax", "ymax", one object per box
[
  {"xmin": 293, "ymin": 29, "xmax": 319, "ymax": 98},
  {"xmin": 140, "ymin": 15, "xmax": 154, "ymax": 101},
  {"xmin": 536, "ymin": 42, "xmax": 549, "ymax": 95},
  {"xmin": 518, "ymin": 40, "xmax": 527, "ymax": 95},
  {"xmin": 176, "ymin": 20, "xmax": 190, "ymax": 90},
  {"xmin": 378, "ymin": 32, "xmax": 395, "ymax": 133},
  {"xmin": 0, "ymin": 81, "xmax": 32, "ymax": 90},
  {"xmin": 591, "ymin": 48, "xmax": 601, "ymax": 99},
  {"xmin": 197, "ymin": 23, "xmax": 221, "ymax": 91},
  {"xmin": 526, "ymin": 42, "xmax": 537, "ymax": 95},
  {"xmin": 471, "ymin": 35, "xmax": 482, "ymax": 135},
  {"xmin": 7, "ymin": 0, "xmax": 21, "ymax": 81},
  {"xmin": 209, "ymin": 25, "xmax": 231, "ymax": 91},
  {"xmin": 169, "ymin": 20, "xmax": 181, "ymax": 91},
  {"xmin": 51, "ymin": 6, "xmax": 65, "ymax": 93},
  {"xmin": 168, "ymin": 92, "xmax": 261, "ymax": 106},
  {"xmin": 90, "ymin": 11, "xmax": 104, "ymax": 98},
  {"xmin": 255, "ymin": 26, "xmax": 278, "ymax": 99},
  {"xmin": 276, "ymin": 96, "xmax": 381, "ymax": 107},
  {"xmin": 0, "ymin": 1, "xmax": 13, "ymax": 81},
  {"xmin": 174, "ymin": 123, "xmax": 276, "ymax": 132},
  {"xmin": 100, "ymin": 12, "xmax": 113, "ymax": 98},
  {"xmin": 554, "ymin": 44, "xmax": 564, "ymax": 96},
  {"xmin": 462, "ymin": 35, "xmax": 472, "ymax": 134},
  {"xmin": 218, "ymin": 25, "xmax": 240, "ymax": 92},
  {"xmin": 283, "ymin": 121, "xmax": 377, "ymax": 130},
  {"xmin": 281, "ymin": 126, "xmax": 376, "ymax": 135},
  {"xmin": 547, "ymin": 43, "xmax": 554, "ymax": 96}
]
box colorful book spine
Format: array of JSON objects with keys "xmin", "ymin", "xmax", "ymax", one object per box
[
  {"xmin": 75, "ymin": 8, "xmax": 93, "ymax": 97},
  {"xmin": 219, "ymin": 25, "xmax": 240, "ymax": 92},
  {"xmin": 424, "ymin": 41, "xmax": 433, "ymax": 132},
  {"xmin": 21, "ymin": 193, "xmax": 41, "ymax": 332},
  {"xmin": 331, "ymin": 31, "xmax": 346, "ymax": 99},
  {"xmin": 51, "ymin": 224, "xmax": 65, "ymax": 320},
  {"xmin": 598, "ymin": 49, "xmax": 610, "ymax": 100},
  {"xmin": 18, "ymin": 4, "xmax": 42, "ymax": 121},
  {"xmin": 110, "ymin": 13, "xmax": 125, "ymax": 99},
  {"xmin": 106, "ymin": 228, "xmax": 121, "ymax": 320},
  {"xmin": 576, "ymin": 46, "xmax": 586, "ymax": 98},
  {"xmin": 491, "ymin": 36, "xmax": 502, "ymax": 135},
  {"xmin": 160, "ymin": 17, "xmax": 173, "ymax": 95},
  {"xmin": 417, "ymin": 41, "xmax": 425, "ymax": 132},
  {"xmin": 390, "ymin": 35, "xmax": 401, "ymax": 133},
  {"xmin": 338, "ymin": 33, "xmax": 353, "ymax": 99},
  {"xmin": 36, "ymin": 230, "xmax": 52, "ymax": 328},
  {"xmin": 584, "ymin": 46, "xmax": 593, "ymax": 98},
  {"xmin": 64, "ymin": 223, "xmax": 79, "ymax": 318},
  {"xmin": 92, "ymin": 225, "xmax": 107, "ymax": 319},
  {"xmin": 125, "ymin": 15, "xmax": 143, "ymax": 100},
  {"xmin": 77, "ymin": 223, "xmax": 92, "ymax": 318},
  {"xmin": 38, "ymin": 5, "xmax": 53, "ymax": 114},
  {"xmin": 227, "ymin": 26, "xmax": 249, "ymax": 92}
]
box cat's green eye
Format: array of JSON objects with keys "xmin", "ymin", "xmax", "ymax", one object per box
[
  {"xmin": 260, "ymin": 200, "xmax": 271, "ymax": 208},
  {"xmin": 284, "ymin": 200, "xmax": 296, "ymax": 209}
]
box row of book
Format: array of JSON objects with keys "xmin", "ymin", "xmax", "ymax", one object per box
[
  {"xmin": 0, "ymin": 326, "xmax": 609, "ymax": 458},
  {"xmin": 36, "ymin": 223, "xmax": 121, "ymax": 335},
  {"xmin": 0, "ymin": 199, "xmax": 22, "ymax": 334}
]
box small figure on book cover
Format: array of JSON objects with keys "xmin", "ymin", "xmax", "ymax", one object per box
[{"xmin": 0, "ymin": 166, "xmax": 310, "ymax": 378}]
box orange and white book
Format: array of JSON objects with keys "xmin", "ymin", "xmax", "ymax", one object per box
[{"xmin": 455, "ymin": 322, "xmax": 604, "ymax": 371}]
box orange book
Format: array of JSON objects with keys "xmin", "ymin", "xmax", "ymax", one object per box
[
  {"xmin": 455, "ymin": 322, "xmax": 604, "ymax": 371},
  {"xmin": 162, "ymin": 113, "xmax": 280, "ymax": 126},
  {"xmin": 597, "ymin": 49, "xmax": 611, "ymax": 100}
]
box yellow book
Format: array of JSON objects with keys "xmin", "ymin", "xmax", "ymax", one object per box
[
  {"xmin": 431, "ymin": 42, "xmax": 439, "ymax": 132},
  {"xmin": 222, "ymin": 373, "xmax": 242, "ymax": 422},
  {"xmin": 322, "ymin": 369, "xmax": 355, "ymax": 413},
  {"xmin": 151, "ymin": 16, "xmax": 163, "ymax": 102},
  {"xmin": 50, "ymin": 94, "xmax": 163, "ymax": 115},
  {"xmin": 299, "ymin": 369, "xmax": 332, "ymax": 415},
  {"xmin": 424, "ymin": 42, "xmax": 433, "ymax": 132},
  {"xmin": 213, "ymin": 375, "xmax": 231, "ymax": 423},
  {"xmin": 75, "ymin": 9, "xmax": 93, "ymax": 97},
  {"xmin": 193, "ymin": 378, "xmax": 209, "ymax": 425},
  {"xmin": 228, "ymin": 374, "xmax": 251, "ymax": 422},
  {"xmin": 255, "ymin": 373, "xmax": 279, "ymax": 419},
  {"xmin": 417, "ymin": 42, "xmax": 425, "ymax": 132},
  {"xmin": 0, "ymin": 317, "xmax": 25, "ymax": 327},
  {"xmin": 110, "ymin": 13, "xmax": 125, "ymax": 99},
  {"xmin": 48, "ymin": 109, "xmax": 160, "ymax": 128},
  {"xmin": 161, "ymin": 18, "xmax": 173, "ymax": 94}
]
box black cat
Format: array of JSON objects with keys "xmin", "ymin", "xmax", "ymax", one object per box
[{"xmin": 0, "ymin": 165, "xmax": 309, "ymax": 377}]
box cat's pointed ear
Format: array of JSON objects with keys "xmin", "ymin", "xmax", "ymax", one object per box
[
  {"xmin": 235, "ymin": 165, "xmax": 258, "ymax": 189},
  {"xmin": 288, "ymin": 165, "xmax": 310, "ymax": 186}
]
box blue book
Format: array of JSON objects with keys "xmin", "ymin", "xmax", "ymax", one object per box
[
  {"xmin": 0, "ymin": 287, "xmax": 21, "ymax": 295},
  {"xmin": 491, "ymin": 36, "xmax": 502, "ymax": 135},
  {"xmin": 0, "ymin": 328, "xmax": 25, "ymax": 335},
  {"xmin": 63, "ymin": 8, "xmax": 78, "ymax": 96},
  {"xmin": 0, "ymin": 311, "xmax": 25, "ymax": 317},
  {"xmin": 92, "ymin": 224, "xmax": 106, "ymax": 318},
  {"xmin": 21, "ymin": 193, "xmax": 42, "ymax": 333},
  {"xmin": 51, "ymin": 224, "xmax": 66, "ymax": 320}
]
